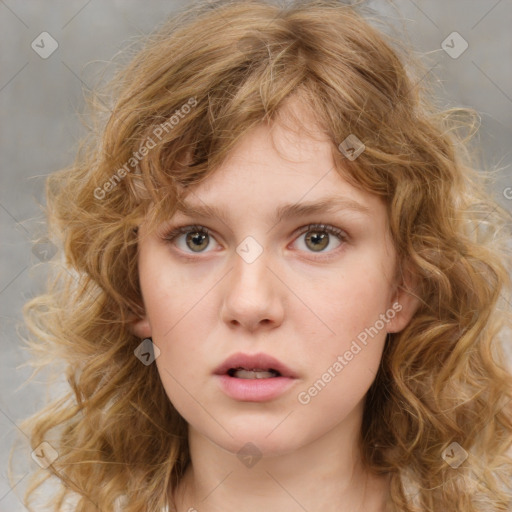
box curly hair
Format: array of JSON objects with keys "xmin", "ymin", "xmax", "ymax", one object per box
[{"xmin": 13, "ymin": 0, "xmax": 512, "ymax": 510}]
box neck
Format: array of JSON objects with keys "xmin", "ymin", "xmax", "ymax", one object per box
[{"xmin": 170, "ymin": 402, "xmax": 390, "ymax": 512}]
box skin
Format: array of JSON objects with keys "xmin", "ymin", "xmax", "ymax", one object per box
[{"xmin": 131, "ymin": 99, "xmax": 420, "ymax": 511}]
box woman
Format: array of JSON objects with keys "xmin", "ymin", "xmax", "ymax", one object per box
[{"xmin": 18, "ymin": 1, "xmax": 512, "ymax": 510}]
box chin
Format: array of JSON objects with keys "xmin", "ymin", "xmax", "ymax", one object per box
[{"xmin": 193, "ymin": 415, "xmax": 308, "ymax": 458}]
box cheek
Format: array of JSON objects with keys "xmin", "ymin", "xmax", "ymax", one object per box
[
  {"xmin": 295, "ymin": 316, "xmax": 387, "ymax": 429},
  {"xmin": 295, "ymin": 258, "xmax": 391, "ymax": 404},
  {"xmin": 138, "ymin": 257, "xmax": 216, "ymax": 377},
  {"xmin": 152, "ymin": 318, "xmax": 214, "ymax": 425},
  {"xmin": 309, "ymin": 258, "xmax": 393, "ymax": 347},
  {"xmin": 138, "ymin": 245, "xmax": 204, "ymax": 333}
]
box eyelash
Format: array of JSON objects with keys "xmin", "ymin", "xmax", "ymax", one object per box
[{"xmin": 161, "ymin": 223, "xmax": 348, "ymax": 258}]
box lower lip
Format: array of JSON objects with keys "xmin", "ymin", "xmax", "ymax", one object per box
[{"xmin": 215, "ymin": 375, "xmax": 296, "ymax": 402}]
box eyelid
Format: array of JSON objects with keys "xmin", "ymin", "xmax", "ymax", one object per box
[
  {"xmin": 161, "ymin": 224, "xmax": 215, "ymax": 244},
  {"xmin": 292, "ymin": 223, "xmax": 348, "ymax": 240}
]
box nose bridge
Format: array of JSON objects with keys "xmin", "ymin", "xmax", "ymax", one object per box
[
  {"xmin": 231, "ymin": 238, "xmax": 273, "ymax": 301},
  {"xmin": 221, "ymin": 237, "xmax": 283, "ymax": 329}
]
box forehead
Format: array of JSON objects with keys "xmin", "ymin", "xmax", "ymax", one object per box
[{"xmin": 169, "ymin": 118, "xmax": 383, "ymax": 223}]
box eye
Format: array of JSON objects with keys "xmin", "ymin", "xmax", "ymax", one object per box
[
  {"xmin": 292, "ymin": 223, "xmax": 348, "ymax": 255},
  {"xmin": 162, "ymin": 223, "xmax": 348, "ymax": 256},
  {"xmin": 162, "ymin": 224, "xmax": 218, "ymax": 253}
]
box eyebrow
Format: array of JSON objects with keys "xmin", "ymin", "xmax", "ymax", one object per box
[{"xmin": 174, "ymin": 196, "xmax": 371, "ymax": 224}]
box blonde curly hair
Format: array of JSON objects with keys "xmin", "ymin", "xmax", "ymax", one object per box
[{"xmin": 13, "ymin": 0, "xmax": 512, "ymax": 510}]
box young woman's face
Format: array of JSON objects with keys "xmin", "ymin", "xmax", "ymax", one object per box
[{"xmin": 133, "ymin": 109, "xmax": 419, "ymax": 457}]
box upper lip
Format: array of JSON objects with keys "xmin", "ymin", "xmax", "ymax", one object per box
[{"xmin": 214, "ymin": 352, "xmax": 297, "ymax": 378}]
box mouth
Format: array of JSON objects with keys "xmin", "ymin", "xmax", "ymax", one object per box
[
  {"xmin": 213, "ymin": 352, "xmax": 298, "ymax": 402},
  {"xmin": 227, "ymin": 368, "xmax": 281, "ymax": 379},
  {"xmin": 214, "ymin": 352, "xmax": 297, "ymax": 379}
]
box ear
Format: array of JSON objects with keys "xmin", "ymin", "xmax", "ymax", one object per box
[
  {"xmin": 386, "ymin": 262, "xmax": 422, "ymax": 334},
  {"xmin": 127, "ymin": 312, "xmax": 152, "ymax": 339}
]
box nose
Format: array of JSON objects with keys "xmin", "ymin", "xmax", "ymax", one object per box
[{"xmin": 220, "ymin": 245, "xmax": 285, "ymax": 332}]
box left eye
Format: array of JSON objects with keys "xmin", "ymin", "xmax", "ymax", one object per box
[
  {"xmin": 162, "ymin": 223, "xmax": 347, "ymax": 255},
  {"xmin": 293, "ymin": 223, "xmax": 347, "ymax": 253}
]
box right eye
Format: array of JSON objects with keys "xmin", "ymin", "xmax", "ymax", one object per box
[{"xmin": 162, "ymin": 224, "xmax": 219, "ymax": 254}]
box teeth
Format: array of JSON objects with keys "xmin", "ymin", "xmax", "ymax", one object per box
[{"xmin": 232, "ymin": 368, "xmax": 279, "ymax": 379}]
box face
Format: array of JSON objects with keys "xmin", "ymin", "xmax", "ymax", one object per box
[{"xmin": 132, "ymin": 105, "xmax": 419, "ymax": 457}]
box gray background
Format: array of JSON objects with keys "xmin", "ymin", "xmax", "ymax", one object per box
[{"xmin": 1, "ymin": 1, "xmax": 511, "ymax": 510}]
